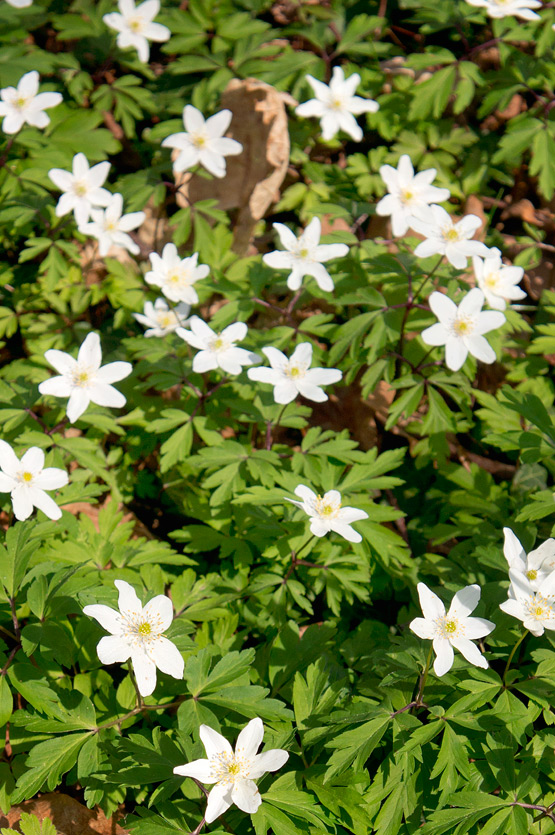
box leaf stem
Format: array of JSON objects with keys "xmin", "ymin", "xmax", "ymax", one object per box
[
  {"xmin": 127, "ymin": 660, "xmax": 144, "ymax": 710},
  {"xmin": 414, "ymin": 644, "xmax": 434, "ymax": 707},
  {"xmin": 265, "ymin": 403, "xmax": 288, "ymax": 450},
  {"xmin": 503, "ymin": 630, "xmax": 528, "ymax": 685},
  {"xmin": 283, "ymin": 534, "xmax": 316, "ymax": 582}
]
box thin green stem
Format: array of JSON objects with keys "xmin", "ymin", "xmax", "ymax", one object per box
[
  {"xmin": 415, "ymin": 644, "xmax": 434, "ymax": 707},
  {"xmin": 503, "ymin": 630, "xmax": 528, "ymax": 685},
  {"xmin": 265, "ymin": 403, "xmax": 288, "ymax": 450},
  {"xmin": 128, "ymin": 660, "xmax": 144, "ymax": 709},
  {"xmin": 295, "ymin": 534, "xmax": 315, "ymax": 562},
  {"xmin": 415, "ymin": 255, "xmax": 443, "ymax": 300},
  {"xmin": 283, "ymin": 534, "xmax": 316, "ymax": 582},
  {"xmin": 95, "ymin": 698, "xmax": 185, "ymax": 732}
]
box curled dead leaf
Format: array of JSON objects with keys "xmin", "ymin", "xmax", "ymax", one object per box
[
  {"xmin": 3, "ymin": 793, "xmax": 128, "ymax": 835},
  {"xmin": 173, "ymin": 78, "xmax": 295, "ymax": 254}
]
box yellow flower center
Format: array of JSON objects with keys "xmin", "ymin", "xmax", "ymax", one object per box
[
  {"xmin": 137, "ymin": 622, "xmax": 152, "ymax": 636},
  {"xmin": 192, "ymin": 134, "xmax": 207, "ymax": 148},
  {"xmin": 401, "ymin": 190, "xmax": 414, "ymax": 203},
  {"xmin": 331, "ymin": 98, "xmax": 343, "ymax": 109},
  {"xmin": 212, "ymin": 337, "xmax": 224, "ymax": 351},
  {"xmin": 299, "ymin": 248, "xmax": 309, "ymax": 258},
  {"xmin": 16, "ymin": 96, "xmax": 27, "ymax": 109},
  {"xmin": 444, "ymin": 228, "xmax": 459, "ymax": 242},
  {"xmin": 76, "ymin": 371, "xmax": 89, "ymax": 385},
  {"xmin": 22, "ymin": 472, "xmax": 33, "ymax": 483},
  {"xmin": 105, "ymin": 220, "xmax": 117, "ymax": 231},
  {"xmin": 129, "ymin": 17, "xmax": 143, "ymax": 32},
  {"xmin": 74, "ymin": 181, "xmax": 88, "ymax": 197},
  {"xmin": 484, "ymin": 273, "xmax": 499, "ymax": 289},
  {"xmin": 288, "ymin": 366, "xmax": 300, "ymax": 377},
  {"xmin": 526, "ymin": 569, "xmax": 537, "ymax": 581},
  {"xmin": 315, "ymin": 495, "xmax": 341, "ymax": 518},
  {"xmin": 452, "ymin": 315, "xmax": 474, "ymax": 337},
  {"xmin": 159, "ymin": 315, "xmax": 172, "ymax": 328},
  {"xmin": 227, "ymin": 762, "xmax": 241, "ymax": 775},
  {"xmin": 525, "ymin": 592, "xmax": 554, "ymax": 622},
  {"xmin": 444, "ymin": 620, "xmax": 457, "ymax": 634}
]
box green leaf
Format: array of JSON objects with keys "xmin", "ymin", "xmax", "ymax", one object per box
[{"xmin": 12, "ymin": 732, "xmax": 93, "ymax": 803}]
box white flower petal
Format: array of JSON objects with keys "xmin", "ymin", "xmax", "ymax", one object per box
[
  {"xmin": 83, "ymin": 604, "xmax": 122, "ymax": 634},
  {"xmin": 19, "ymin": 447, "xmax": 44, "ymax": 474},
  {"xmin": 148, "ymin": 636, "xmax": 184, "ymax": 680},
  {"xmin": 115, "ymin": 579, "xmax": 143, "ymax": 618},
  {"xmin": 97, "ymin": 635, "xmax": 131, "ymax": 664},
  {"xmin": 77, "ymin": 332, "xmax": 102, "ymax": 369},
  {"xmin": 143, "ymin": 595, "xmax": 173, "ymax": 631},
  {"xmin": 248, "ymin": 749, "xmax": 289, "ymax": 779},
  {"xmin": 27, "ymin": 487, "xmax": 62, "ymax": 521},
  {"xmin": 66, "ymin": 389, "xmax": 91, "ymax": 423},
  {"xmin": 0, "ymin": 440, "xmax": 20, "ymax": 478},
  {"xmin": 131, "ymin": 649, "xmax": 157, "ymax": 697},
  {"xmin": 235, "ymin": 717, "xmax": 264, "ymax": 759},
  {"xmin": 450, "ymin": 637, "xmax": 488, "ymax": 669},
  {"xmin": 200, "ymin": 725, "xmax": 233, "ymax": 759},
  {"xmin": 432, "ymin": 638, "xmax": 454, "ymax": 676},
  {"xmin": 205, "ymin": 783, "xmax": 233, "ymax": 824},
  {"xmin": 231, "ymin": 779, "xmax": 262, "ymax": 815},
  {"xmin": 417, "ymin": 582, "xmax": 445, "ymax": 620},
  {"xmin": 174, "ymin": 759, "xmax": 217, "ymax": 783},
  {"xmin": 95, "ymin": 361, "xmax": 132, "ymax": 384},
  {"xmin": 445, "ymin": 338, "xmax": 468, "ymax": 372},
  {"xmin": 86, "ymin": 383, "xmax": 125, "ymax": 410},
  {"xmin": 410, "ymin": 617, "xmax": 436, "ymax": 640},
  {"xmin": 11, "ymin": 486, "xmax": 34, "ymax": 521},
  {"xmin": 448, "ymin": 584, "xmax": 480, "ymax": 619}
]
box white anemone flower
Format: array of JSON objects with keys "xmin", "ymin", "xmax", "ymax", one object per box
[
  {"xmin": 464, "ymin": 0, "xmax": 541, "ymax": 19},
  {"xmin": 5, "ymin": 0, "xmax": 33, "ymax": 7},
  {"xmin": 410, "ymin": 582, "xmax": 495, "ymax": 676},
  {"xmin": 162, "ymin": 105, "xmax": 243, "ymax": 178},
  {"xmin": 0, "ymin": 70, "xmax": 62, "ymax": 134},
  {"xmin": 295, "ymin": 66, "xmax": 379, "ymax": 142},
  {"xmin": 503, "ymin": 528, "xmax": 555, "ymax": 595},
  {"xmin": 48, "ymin": 153, "xmax": 112, "ymax": 228},
  {"xmin": 286, "ymin": 485, "xmax": 368, "ymax": 543},
  {"xmin": 0, "ymin": 442, "xmax": 68, "ymax": 521},
  {"xmin": 79, "ymin": 193, "xmax": 145, "ymax": 256},
  {"xmin": 411, "ymin": 205, "xmax": 490, "ymax": 269},
  {"xmin": 83, "ymin": 579, "xmax": 184, "ymax": 697},
  {"xmin": 500, "ymin": 571, "xmax": 555, "ymax": 636},
  {"xmin": 174, "ymin": 718, "xmax": 289, "ymax": 822},
  {"xmin": 472, "ymin": 248, "xmax": 526, "ymax": 311},
  {"xmin": 376, "ymin": 155, "xmax": 451, "ymax": 238},
  {"xmin": 247, "ymin": 343, "xmax": 342, "ymax": 404},
  {"xmin": 176, "ymin": 316, "xmax": 259, "ymax": 375},
  {"xmin": 421, "ymin": 288, "xmax": 505, "ymax": 372},
  {"xmin": 38, "ymin": 331, "xmax": 133, "ymax": 424},
  {"xmin": 133, "ymin": 298, "xmax": 190, "ymax": 337},
  {"xmin": 145, "ymin": 243, "xmax": 209, "ymax": 304},
  {"xmin": 103, "ymin": 0, "xmax": 171, "ymax": 63},
  {"xmin": 263, "ymin": 217, "xmax": 348, "ymax": 292}
]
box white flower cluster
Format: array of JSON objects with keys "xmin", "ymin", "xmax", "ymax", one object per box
[
  {"xmin": 1, "ymin": 4, "xmax": 549, "ymax": 820},
  {"xmin": 409, "ymin": 528, "xmax": 555, "ymax": 676},
  {"xmin": 83, "ymin": 581, "xmax": 289, "ymax": 820},
  {"xmin": 375, "ymin": 154, "xmax": 526, "ymax": 371}
]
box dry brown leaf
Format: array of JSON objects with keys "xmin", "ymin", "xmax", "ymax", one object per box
[
  {"xmin": 174, "ymin": 78, "xmax": 295, "ymax": 254},
  {"xmin": 3, "ymin": 793, "xmax": 128, "ymax": 835},
  {"xmin": 464, "ymin": 195, "xmax": 487, "ymax": 239},
  {"xmin": 500, "ymin": 198, "xmax": 554, "ymax": 228}
]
